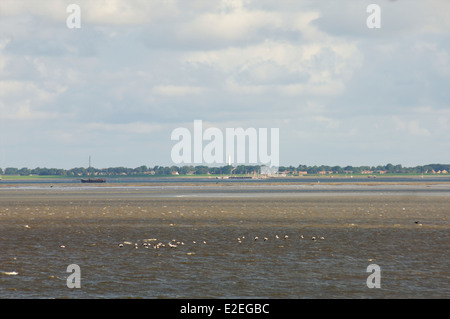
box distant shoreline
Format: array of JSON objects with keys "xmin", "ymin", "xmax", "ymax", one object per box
[{"xmin": 2, "ymin": 173, "xmax": 450, "ymax": 181}]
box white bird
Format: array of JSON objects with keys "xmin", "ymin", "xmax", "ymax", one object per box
[{"xmin": 118, "ymin": 243, "xmax": 124, "ymax": 248}]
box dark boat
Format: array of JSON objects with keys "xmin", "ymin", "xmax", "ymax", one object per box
[{"xmin": 81, "ymin": 156, "xmax": 106, "ymax": 183}]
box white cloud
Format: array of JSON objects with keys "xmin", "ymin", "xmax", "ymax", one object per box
[
  {"xmin": 392, "ymin": 117, "xmax": 432, "ymax": 137},
  {"xmin": 0, "ymin": 0, "xmax": 180, "ymax": 25},
  {"xmin": 86, "ymin": 122, "xmax": 163, "ymax": 135},
  {"xmin": 152, "ymin": 85, "xmax": 206, "ymax": 97},
  {"xmin": 184, "ymin": 38, "xmax": 362, "ymax": 97},
  {"xmin": 413, "ymin": 42, "xmax": 450, "ymax": 77},
  {"xmin": 0, "ymin": 39, "xmax": 10, "ymax": 73},
  {"xmin": 0, "ymin": 80, "xmax": 67, "ymax": 120},
  {"xmin": 178, "ymin": 4, "xmax": 284, "ymax": 44}
]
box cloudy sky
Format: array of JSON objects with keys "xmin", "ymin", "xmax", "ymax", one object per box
[{"xmin": 0, "ymin": 0, "xmax": 449, "ymax": 169}]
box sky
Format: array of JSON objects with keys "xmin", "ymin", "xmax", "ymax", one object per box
[{"xmin": 0, "ymin": 0, "xmax": 449, "ymax": 170}]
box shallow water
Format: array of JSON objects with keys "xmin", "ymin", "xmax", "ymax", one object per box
[{"xmin": 0, "ymin": 184, "xmax": 449, "ymax": 298}]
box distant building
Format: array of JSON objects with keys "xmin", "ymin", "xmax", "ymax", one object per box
[{"xmin": 261, "ymin": 166, "xmax": 278, "ymax": 176}]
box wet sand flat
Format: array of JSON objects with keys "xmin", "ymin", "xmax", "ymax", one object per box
[{"xmin": 0, "ymin": 185, "xmax": 449, "ymax": 227}]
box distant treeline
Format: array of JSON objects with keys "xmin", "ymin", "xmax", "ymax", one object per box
[{"xmin": 1, "ymin": 163, "xmax": 449, "ymax": 176}]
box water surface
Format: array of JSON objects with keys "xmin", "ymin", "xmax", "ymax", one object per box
[{"xmin": 1, "ymin": 184, "xmax": 448, "ymax": 298}]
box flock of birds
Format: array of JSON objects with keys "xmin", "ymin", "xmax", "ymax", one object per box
[
  {"xmin": 117, "ymin": 233, "xmax": 326, "ymax": 250},
  {"xmin": 118, "ymin": 238, "xmax": 202, "ymax": 250}
]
